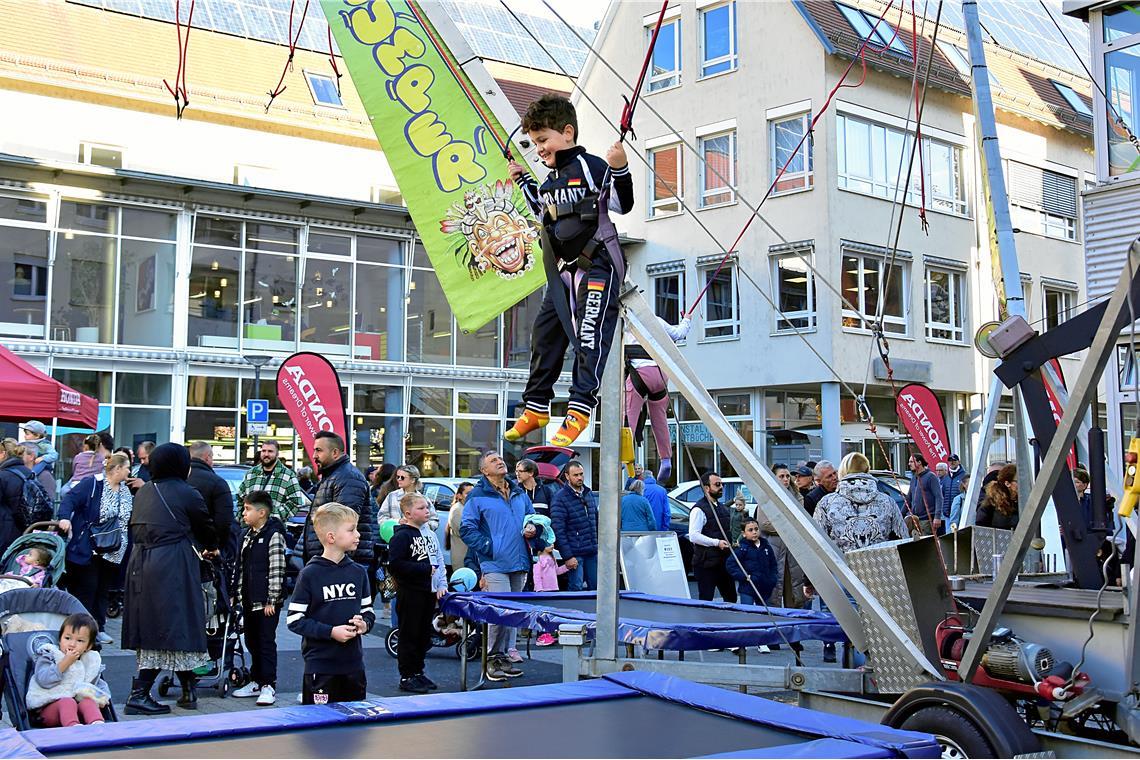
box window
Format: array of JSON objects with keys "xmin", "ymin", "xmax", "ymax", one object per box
[
  {"xmin": 698, "ymin": 129, "xmax": 736, "ymax": 207},
  {"xmin": 1, "ymin": 225, "xmax": 49, "ymax": 338},
  {"xmin": 937, "ymin": 40, "xmax": 971, "ymax": 79},
  {"xmin": 770, "ymin": 112, "xmax": 813, "ymax": 194},
  {"xmin": 700, "ymin": 262, "xmax": 739, "ymax": 339},
  {"xmin": 837, "ymin": 113, "xmax": 968, "ymax": 215},
  {"xmin": 304, "ymin": 71, "xmax": 343, "ymax": 107},
  {"xmin": 1006, "ymin": 160, "xmax": 1078, "ymax": 241},
  {"xmin": 653, "ymin": 271, "xmax": 685, "ymax": 324},
  {"xmin": 648, "ymin": 15, "xmax": 681, "ymax": 91},
  {"xmin": 841, "ymin": 250, "xmax": 908, "ymax": 335},
  {"xmin": 836, "ymin": 3, "xmax": 910, "ymax": 57},
  {"xmin": 699, "ymin": 2, "xmax": 737, "ymax": 77},
  {"xmin": 1105, "ymin": 45, "xmax": 1140, "ymax": 177},
  {"xmin": 78, "ymin": 142, "xmax": 123, "ymax": 169},
  {"xmin": 925, "ymin": 267, "xmax": 965, "ymax": 342},
  {"xmin": 648, "ymin": 142, "xmax": 683, "ymax": 217},
  {"xmin": 370, "ymin": 185, "xmax": 405, "ymax": 207},
  {"xmin": 1053, "ymin": 81, "xmax": 1092, "ymax": 117},
  {"xmin": 1043, "ymin": 285, "xmax": 1075, "ymax": 330},
  {"xmin": 234, "ymin": 165, "xmax": 276, "ymax": 188},
  {"xmin": 771, "ymin": 251, "xmax": 816, "ymax": 331}
]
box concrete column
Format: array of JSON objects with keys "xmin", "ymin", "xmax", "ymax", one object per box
[{"xmin": 821, "ymin": 381, "xmax": 841, "ymax": 464}]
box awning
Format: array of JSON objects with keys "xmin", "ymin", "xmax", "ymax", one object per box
[{"xmin": 0, "ymin": 344, "xmax": 100, "ymax": 429}]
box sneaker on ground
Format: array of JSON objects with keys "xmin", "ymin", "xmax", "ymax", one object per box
[
  {"xmin": 757, "ymin": 645, "xmax": 771, "ymax": 654},
  {"xmin": 550, "ymin": 410, "xmax": 589, "ymax": 447},
  {"xmin": 416, "ymin": 674, "xmax": 438, "ymax": 690},
  {"xmin": 256, "ymin": 685, "xmax": 277, "ymax": 706},
  {"xmin": 485, "ymin": 661, "xmax": 510, "ymax": 682},
  {"xmin": 95, "ymin": 632, "xmax": 113, "ymax": 646},
  {"xmin": 506, "ymin": 648, "xmax": 524, "ymax": 663},
  {"xmin": 536, "ymin": 633, "xmax": 556, "ymax": 647},
  {"xmin": 498, "ymin": 659, "xmax": 524, "ymax": 678},
  {"xmin": 399, "ymin": 677, "xmax": 430, "ymax": 694},
  {"xmin": 231, "ymin": 682, "xmax": 261, "ymax": 699}
]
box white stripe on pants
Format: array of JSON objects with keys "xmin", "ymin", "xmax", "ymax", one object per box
[{"xmin": 482, "ymin": 571, "xmax": 528, "ymax": 655}]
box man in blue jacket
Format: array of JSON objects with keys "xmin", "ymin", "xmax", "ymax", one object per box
[
  {"xmin": 643, "ymin": 474, "xmax": 670, "ymax": 531},
  {"xmin": 549, "ymin": 461, "xmax": 599, "ymax": 591},
  {"xmin": 459, "ymin": 451, "xmax": 535, "ymax": 681}
]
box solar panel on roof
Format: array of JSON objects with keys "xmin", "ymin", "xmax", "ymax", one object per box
[{"xmin": 937, "ymin": 0, "xmax": 1088, "ymax": 76}]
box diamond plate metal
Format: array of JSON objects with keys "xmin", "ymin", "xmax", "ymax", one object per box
[{"xmin": 971, "ymin": 526, "xmax": 1014, "ymax": 576}]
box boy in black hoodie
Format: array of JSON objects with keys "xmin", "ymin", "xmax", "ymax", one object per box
[
  {"xmin": 231, "ymin": 490, "xmax": 286, "ymax": 706},
  {"xmin": 287, "ymin": 502, "xmax": 374, "ymax": 705},
  {"xmin": 388, "ymin": 492, "xmax": 447, "ymax": 694}
]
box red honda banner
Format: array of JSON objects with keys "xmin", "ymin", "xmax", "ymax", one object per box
[
  {"xmin": 276, "ymin": 352, "xmax": 347, "ymax": 465},
  {"xmin": 896, "ymin": 383, "xmax": 951, "ymax": 466},
  {"xmin": 1043, "ymin": 358, "xmax": 1078, "ymax": 471}
]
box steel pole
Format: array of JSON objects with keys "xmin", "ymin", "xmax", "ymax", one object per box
[
  {"xmin": 594, "ymin": 315, "xmax": 623, "ymax": 663},
  {"xmin": 960, "ymin": 240, "xmax": 1140, "ymax": 681},
  {"xmin": 961, "ymin": 375, "xmax": 1003, "ymax": 526}
]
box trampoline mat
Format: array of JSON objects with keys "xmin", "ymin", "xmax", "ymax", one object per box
[
  {"xmin": 529, "ymin": 596, "xmax": 804, "ymax": 626},
  {"xmin": 72, "ymin": 697, "xmax": 804, "ymax": 759}
]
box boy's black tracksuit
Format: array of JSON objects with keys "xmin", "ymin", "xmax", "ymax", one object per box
[
  {"xmin": 236, "ymin": 517, "xmax": 286, "ymax": 689},
  {"xmin": 516, "ymin": 146, "xmax": 634, "ymax": 420},
  {"xmin": 287, "ymin": 555, "xmax": 375, "ymax": 704},
  {"xmin": 387, "ymin": 523, "xmax": 437, "ymax": 681}
]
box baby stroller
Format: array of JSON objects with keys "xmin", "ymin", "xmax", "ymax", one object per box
[
  {"xmin": 0, "ymin": 522, "xmax": 68, "ymax": 589},
  {"xmin": 383, "ymin": 568, "xmax": 481, "ymax": 661},
  {"xmin": 155, "ymin": 554, "xmax": 250, "ymax": 699},
  {"xmin": 0, "ymin": 587, "xmax": 118, "ymax": 730}
]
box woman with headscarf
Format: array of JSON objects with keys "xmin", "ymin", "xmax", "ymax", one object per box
[{"xmin": 122, "ymin": 443, "xmax": 216, "ymax": 715}]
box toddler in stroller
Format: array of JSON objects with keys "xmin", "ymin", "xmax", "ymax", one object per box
[
  {"xmin": 0, "ymin": 587, "xmax": 118, "ymax": 730},
  {"xmin": 0, "ymin": 523, "xmax": 68, "ymax": 590}
]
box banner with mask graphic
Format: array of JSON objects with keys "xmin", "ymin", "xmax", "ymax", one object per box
[
  {"xmin": 322, "ymin": 0, "xmax": 545, "ymax": 331},
  {"xmin": 896, "ymin": 383, "xmax": 951, "ymax": 467},
  {"xmin": 277, "ymin": 352, "xmax": 348, "ymax": 466}
]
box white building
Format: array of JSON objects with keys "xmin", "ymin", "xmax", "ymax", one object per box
[{"xmin": 577, "ymin": 0, "xmax": 1096, "ymax": 480}]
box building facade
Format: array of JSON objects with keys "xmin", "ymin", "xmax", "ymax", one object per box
[
  {"xmin": 0, "ymin": 0, "xmax": 581, "ymax": 478},
  {"xmin": 577, "ymin": 0, "xmax": 1096, "ymax": 480}
]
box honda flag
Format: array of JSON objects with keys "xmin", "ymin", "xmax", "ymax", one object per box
[
  {"xmin": 896, "ymin": 383, "xmax": 952, "ymax": 467},
  {"xmin": 277, "ymin": 352, "xmax": 348, "ymax": 465},
  {"xmin": 1042, "ymin": 358, "xmax": 1078, "ymax": 471}
]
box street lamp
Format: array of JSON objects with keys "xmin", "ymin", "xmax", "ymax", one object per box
[{"xmin": 243, "ymin": 354, "xmax": 273, "ymax": 458}]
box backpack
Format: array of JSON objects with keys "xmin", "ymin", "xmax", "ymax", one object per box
[{"xmin": 19, "ymin": 472, "xmax": 54, "ymax": 527}]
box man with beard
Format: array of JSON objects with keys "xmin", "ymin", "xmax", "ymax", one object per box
[
  {"xmin": 687, "ymin": 472, "xmax": 737, "ymax": 603},
  {"xmin": 237, "ymin": 440, "xmax": 309, "ymax": 522}
]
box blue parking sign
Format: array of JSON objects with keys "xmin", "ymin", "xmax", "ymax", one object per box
[{"xmin": 247, "ymin": 398, "xmax": 269, "ymax": 424}]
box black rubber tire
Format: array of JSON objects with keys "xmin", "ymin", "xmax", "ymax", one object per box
[
  {"xmin": 385, "ymin": 627, "xmax": 399, "ymax": 659},
  {"xmin": 458, "ymin": 633, "xmax": 481, "ymax": 661},
  {"xmin": 899, "ymin": 705, "xmax": 994, "ymax": 759}
]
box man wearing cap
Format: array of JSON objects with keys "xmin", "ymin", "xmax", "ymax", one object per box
[
  {"xmin": 20, "ymin": 421, "xmax": 57, "ymax": 475},
  {"xmin": 945, "ymin": 454, "xmax": 967, "ymax": 518},
  {"xmin": 793, "ymin": 465, "xmax": 814, "ymax": 500}
]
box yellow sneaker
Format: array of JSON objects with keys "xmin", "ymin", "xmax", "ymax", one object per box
[
  {"xmin": 550, "ymin": 410, "xmax": 590, "ymax": 447},
  {"xmin": 505, "ymin": 409, "xmax": 549, "ymax": 442}
]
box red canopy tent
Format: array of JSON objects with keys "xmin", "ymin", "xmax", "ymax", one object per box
[{"xmin": 0, "ymin": 344, "xmax": 100, "ymax": 429}]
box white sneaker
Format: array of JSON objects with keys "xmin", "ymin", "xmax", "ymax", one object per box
[
  {"xmin": 757, "ymin": 645, "xmax": 771, "ymax": 654},
  {"xmin": 231, "ymin": 681, "xmax": 260, "ymax": 698},
  {"xmin": 256, "ymin": 685, "xmax": 276, "ymax": 706}
]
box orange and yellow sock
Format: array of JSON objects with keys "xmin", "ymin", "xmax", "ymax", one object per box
[
  {"xmin": 505, "ymin": 408, "xmax": 549, "ymax": 442},
  {"xmin": 550, "ymin": 409, "xmax": 590, "ymax": 447}
]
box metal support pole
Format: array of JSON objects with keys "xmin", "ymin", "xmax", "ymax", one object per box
[
  {"xmin": 961, "ymin": 375, "xmax": 1004, "ymax": 526},
  {"xmin": 252, "ymin": 364, "xmax": 262, "ymax": 456},
  {"xmin": 623, "ymin": 286, "xmax": 941, "ymax": 679},
  {"xmin": 1013, "ymin": 388, "xmax": 1034, "ymax": 506},
  {"xmin": 960, "ymin": 241, "xmax": 1140, "ymax": 681},
  {"xmin": 594, "ymin": 317, "xmax": 624, "ymax": 663}
]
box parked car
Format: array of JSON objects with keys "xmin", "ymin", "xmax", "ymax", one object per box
[
  {"xmin": 871, "ymin": 470, "xmax": 909, "ymax": 515},
  {"xmin": 214, "ymin": 464, "xmax": 251, "ymax": 499},
  {"xmin": 670, "ymin": 477, "xmax": 755, "ymax": 508},
  {"xmin": 518, "ymin": 444, "xmax": 577, "ymax": 485},
  {"xmin": 667, "ymin": 495, "xmax": 695, "ymax": 577}
]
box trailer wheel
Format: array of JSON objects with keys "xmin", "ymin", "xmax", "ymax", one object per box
[
  {"xmin": 899, "ymin": 705, "xmax": 992, "ymax": 758},
  {"xmin": 385, "ymin": 627, "xmax": 399, "ymax": 658}
]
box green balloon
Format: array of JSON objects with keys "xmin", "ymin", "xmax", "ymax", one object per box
[{"xmin": 380, "ymin": 519, "xmax": 399, "ymax": 543}]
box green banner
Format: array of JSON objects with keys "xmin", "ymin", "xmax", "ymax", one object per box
[{"xmin": 323, "ymin": 0, "xmax": 544, "ymax": 331}]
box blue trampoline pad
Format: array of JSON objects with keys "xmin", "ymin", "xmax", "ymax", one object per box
[
  {"xmin": 7, "ymin": 673, "xmax": 938, "ymax": 759},
  {"xmin": 441, "ymin": 591, "xmax": 847, "ymax": 650}
]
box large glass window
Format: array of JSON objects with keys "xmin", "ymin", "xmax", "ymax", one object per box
[
  {"xmin": 653, "ymin": 271, "xmax": 684, "ymax": 325},
  {"xmin": 1, "ymin": 225, "xmax": 49, "ymax": 338},
  {"xmin": 408, "ymin": 417, "xmax": 453, "ymax": 477},
  {"xmin": 842, "ymin": 251, "xmax": 908, "ymax": 335},
  {"xmin": 1006, "ymin": 160, "xmax": 1078, "ymax": 241},
  {"xmin": 299, "ymin": 251, "xmax": 351, "ymax": 355},
  {"xmin": 648, "ymin": 15, "xmax": 681, "ymax": 91},
  {"xmin": 925, "ymin": 267, "xmax": 965, "ymax": 342},
  {"xmin": 836, "ymin": 3, "xmax": 910, "ymax": 57},
  {"xmin": 699, "ymin": 1, "xmax": 737, "ymax": 77},
  {"xmin": 505, "ymin": 291, "xmax": 541, "ymax": 369},
  {"xmin": 407, "ymin": 264, "xmax": 453, "ymax": 364},
  {"xmin": 701, "ymin": 264, "xmax": 738, "ymax": 339},
  {"xmin": 352, "ymin": 384, "xmax": 403, "ymax": 471},
  {"xmin": 243, "ymin": 247, "xmax": 298, "ymax": 351},
  {"xmin": 837, "ymin": 113, "xmax": 968, "ymax": 215},
  {"xmin": 118, "ymin": 238, "xmax": 176, "ymax": 347},
  {"xmin": 771, "ymin": 252, "xmax": 816, "ymax": 331},
  {"xmin": 51, "ymin": 225, "xmax": 116, "ymax": 344},
  {"xmin": 648, "ymin": 143, "xmax": 683, "ymax": 217},
  {"xmin": 699, "ymin": 130, "xmax": 737, "ymax": 207},
  {"xmin": 354, "ymin": 234, "xmax": 405, "ymax": 362},
  {"xmin": 770, "ymin": 112, "xmax": 813, "ymax": 194}
]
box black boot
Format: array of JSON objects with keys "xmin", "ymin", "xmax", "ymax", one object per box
[
  {"xmin": 177, "ymin": 672, "xmax": 198, "ymax": 710},
  {"xmin": 125, "ymin": 677, "xmax": 171, "ymax": 715}
]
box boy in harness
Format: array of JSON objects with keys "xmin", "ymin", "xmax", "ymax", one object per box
[{"xmin": 505, "ymin": 94, "xmax": 635, "ymax": 447}]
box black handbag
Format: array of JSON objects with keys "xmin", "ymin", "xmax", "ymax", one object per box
[{"xmin": 90, "ymin": 483, "xmax": 122, "ymax": 555}]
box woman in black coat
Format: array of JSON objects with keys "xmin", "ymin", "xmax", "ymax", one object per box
[
  {"xmin": 122, "ymin": 443, "xmax": 217, "ymax": 715},
  {"xmin": 0, "ymin": 438, "xmax": 33, "ymax": 549}
]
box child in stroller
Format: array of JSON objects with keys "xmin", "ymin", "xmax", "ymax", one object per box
[
  {"xmin": 0, "ymin": 587, "xmax": 118, "ymax": 730},
  {"xmin": 26, "ymin": 612, "xmax": 111, "ymax": 726},
  {"xmin": 0, "ymin": 523, "xmax": 68, "ymax": 590}
]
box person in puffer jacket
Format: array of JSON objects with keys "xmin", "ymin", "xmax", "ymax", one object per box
[
  {"xmin": 301, "ymin": 432, "xmax": 374, "ymax": 565},
  {"xmin": 27, "ymin": 613, "xmax": 111, "ymax": 727},
  {"xmin": 813, "ymin": 452, "xmax": 906, "ymax": 553}
]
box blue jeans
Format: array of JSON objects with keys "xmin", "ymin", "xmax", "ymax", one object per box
[{"xmin": 566, "ymin": 554, "xmax": 598, "ymax": 591}]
